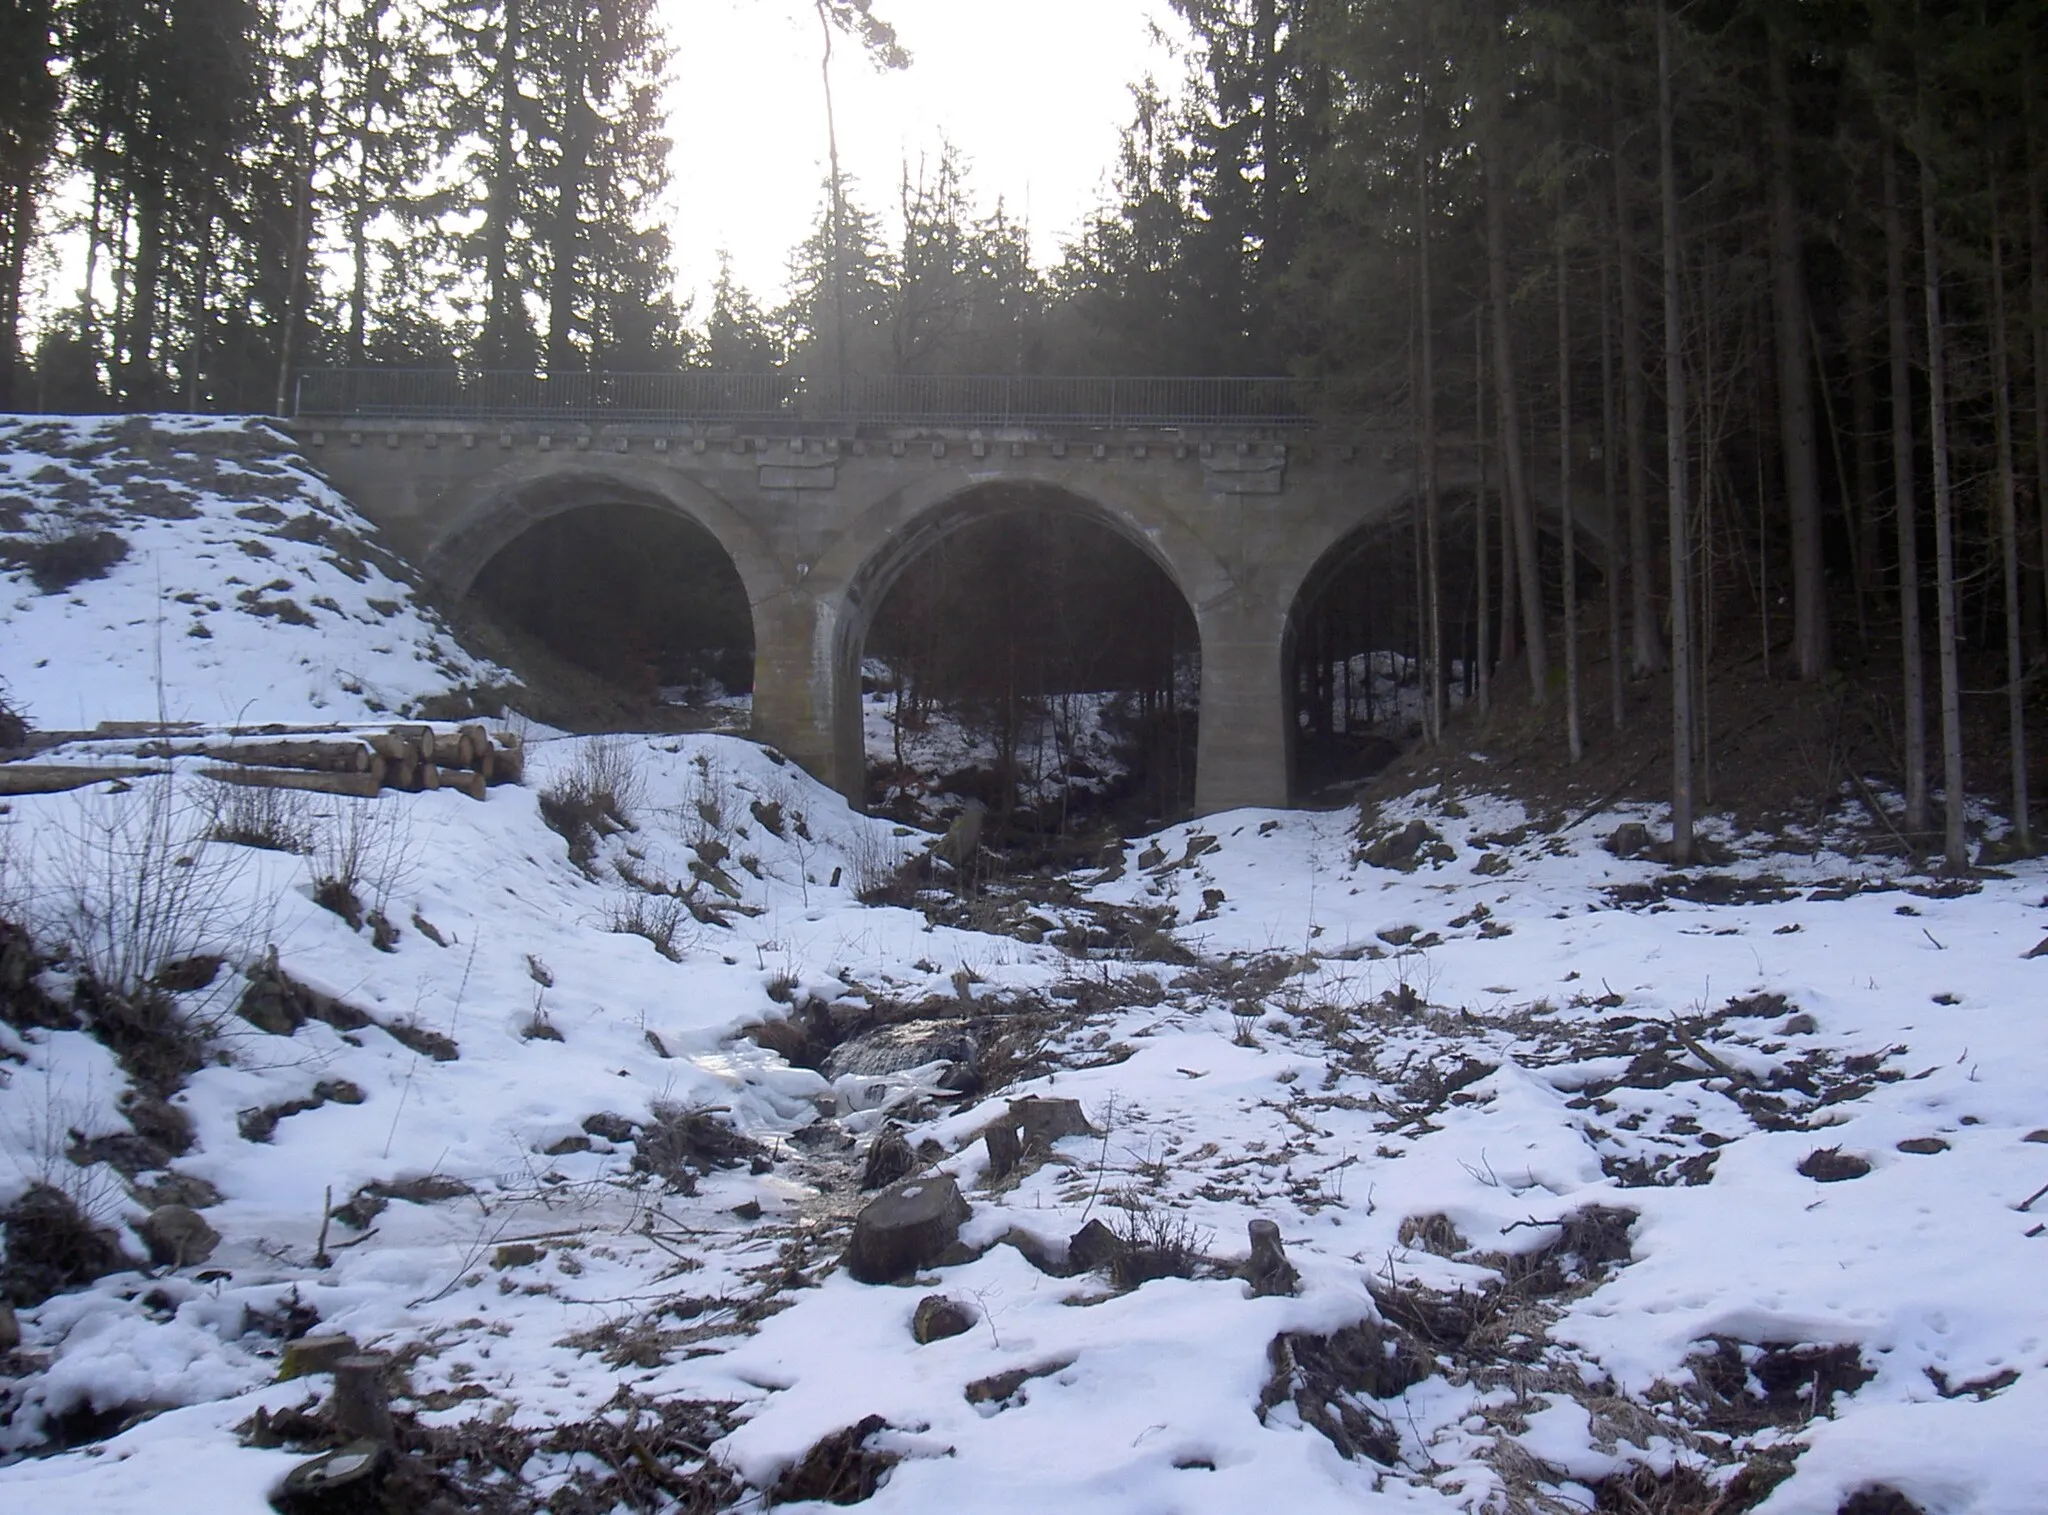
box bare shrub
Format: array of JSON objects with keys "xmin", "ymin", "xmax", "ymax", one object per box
[
  {"xmin": 205, "ymin": 780, "xmax": 316, "ymax": 853},
  {"xmin": 37, "ymin": 773, "xmax": 251, "ymax": 1023},
  {"xmin": 842, "ymin": 821, "xmax": 908, "ymax": 901},
  {"xmin": 1108, "ymin": 1200, "xmax": 1210, "ymax": 1288},
  {"xmin": 604, "ymin": 892, "xmax": 692, "ymax": 962},
  {"xmin": 1, "ymin": 515, "xmax": 130, "ymax": 593},
  {"xmin": 310, "ymin": 796, "xmax": 412, "ymax": 932},
  {"xmin": 542, "ymin": 738, "xmax": 644, "ymax": 874}
]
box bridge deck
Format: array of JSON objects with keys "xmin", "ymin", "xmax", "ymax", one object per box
[{"xmin": 291, "ymin": 370, "xmax": 1341, "ymax": 431}]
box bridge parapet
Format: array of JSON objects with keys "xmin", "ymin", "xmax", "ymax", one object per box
[{"xmin": 290, "ymin": 368, "xmax": 1356, "ymax": 434}]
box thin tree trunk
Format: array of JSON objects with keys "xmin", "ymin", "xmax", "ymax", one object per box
[
  {"xmin": 480, "ymin": 0, "xmax": 523, "ymax": 367},
  {"xmin": 1884, "ymin": 142, "xmax": 1929, "ymax": 836},
  {"xmin": 1991, "ymin": 178, "xmax": 2032, "ymax": 850},
  {"xmin": 547, "ymin": 4, "xmax": 591, "ymax": 375},
  {"xmin": 1658, "ymin": 0, "xmax": 1694, "ymax": 864},
  {"xmin": 2029, "ymin": 61, "xmax": 2048, "ymax": 654},
  {"xmin": 817, "ymin": 1, "xmax": 848, "ymax": 395},
  {"xmin": 1920, "ymin": 152, "xmax": 1968, "ymax": 872},
  {"xmin": 1475, "ymin": 306, "xmax": 1492, "ymax": 718},
  {"xmin": 1483, "ymin": 120, "xmax": 1548, "ymax": 702},
  {"xmin": 1614, "ymin": 104, "xmax": 1665, "ymax": 674},
  {"xmin": 1600, "ymin": 232, "xmax": 1625, "ymax": 731},
  {"xmin": 1768, "ymin": 40, "xmax": 1829, "ymax": 679},
  {"xmin": 1418, "ymin": 131, "xmax": 1443, "ymax": 744},
  {"xmin": 1559, "ymin": 199, "xmax": 1582, "ymax": 762}
]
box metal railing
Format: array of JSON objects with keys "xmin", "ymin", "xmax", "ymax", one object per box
[{"xmin": 290, "ymin": 369, "xmax": 1326, "ymax": 429}]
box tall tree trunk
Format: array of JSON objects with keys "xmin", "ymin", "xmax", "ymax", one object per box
[
  {"xmin": 1483, "ymin": 124, "xmax": 1548, "ymax": 701},
  {"xmin": 1614, "ymin": 104, "xmax": 1665, "ymax": 674},
  {"xmin": 1920, "ymin": 153, "xmax": 1968, "ymax": 872},
  {"xmin": 1418, "ymin": 127, "xmax": 1443, "ymax": 744},
  {"xmin": 480, "ymin": 0, "xmax": 523, "ymax": 367},
  {"xmin": 1658, "ymin": 0, "xmax": 1695, "ymax": 864},
  {"xmin": 122, "ymin": 172, "xmax": 166, "ymax": 403},
  {"xmin": 1768, "ymin": 40, "xmax": 1828, "ymax": 680},
  {"xmin": 817, "ymin": 1, "xmax": 848, "ymax": 395},
  {"xmin": 1848, "ymin": 295, "xmax": 1879, "ymax": 643},
  {"xmin": 348, "ymin": 138, "xmax": 371, "ymax": 366},
  {"xmin": 546, "ymin": 5, "xmax": 591, "ymax": 375},
  {"xmin": 0, "ymin": 163, "xmax": 33, "ymax": 408},
  {"xmin": 1559, "ymin": 198, "xmax": 1582, "ymax": 761},
  {"xmin": 1475, "ymin": 306, "xmax": 1492, "ymax": 718},
  {"xmin": 1884, "ymin": 142, "xmax": 1929, "ymax": 835},
  {"xmin": 1991, "ymin": 178, "xmax": 2032, "ymax": 851},
  {"xmin": 1600, "ymin": 230, "xmax": 1625, "ymax": 731},
  {"xmin": 2029, "ymin": 60, "xmax": 2048, "ymax": 654}
]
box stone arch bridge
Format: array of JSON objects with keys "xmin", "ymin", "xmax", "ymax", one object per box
[{"xmin": 289, "ymin": 371, "xmax": 1564, "ymax": 815}]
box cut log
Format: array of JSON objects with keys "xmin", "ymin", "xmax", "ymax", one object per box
[
  {"xmin": 487, "ymin": 732, "xmax": 524, "ymax": 785},
  {"xmin": 458, "ymin": 723, "xmax": 489, "ymax": 767},
  {"xmin": 423, "ymin": 764, "xmax": 487, "ymax": 800},
  {"xmin": 199, "ymin": 739, "xmax": 372, "ymax": 774},
  {"xmin": 843, "ymin": 1175, "xmax": 971, "ymax": 1283},
  {"xmin": 203, "ymin": 766, "xmax": 385, "ymax": 799},
  {"xmin": 417, "ymin": 760, "xmax": 441, "ymax": 792},
  {"xmin": 0, "ymin": 764, "xmax": 163, "ymax": 796}
]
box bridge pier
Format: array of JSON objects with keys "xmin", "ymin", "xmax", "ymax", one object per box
[{"xmin": 1193, "ymin": 601, "xmax": 1292, "ymax": 815}]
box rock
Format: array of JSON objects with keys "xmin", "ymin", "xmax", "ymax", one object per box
[
  {"xmin": 0, "ymin": 1302, "xmax": 17, "ymax": 1353},
  {"xmin": 911, "ymin": 1294, "xmax": 973, "ymax": 1344},
  {"xmin": 138, "ymin": 1203, "xmax": 219, "ymax": 1267},
  {"xmin": 843, "ymin": 1175, "xmax": 972, "ymax": 1284},
  {"xmin": 277, "ymin": 1332, "xmax": 360, "ymax": 1380},
  {"xmin": 1361, "ymin": 819, "xmax": 1451, "ymax": 871},
  {"xmin": 1798, "ymin": 1146, "xmax": 1872, "ymax": 1183},
  {"xmin": 133, "ymin": 1172, "xmax": 224, "ymax": 1211},
  {"xmin": 732, "ymin": 1199, "xmax": 762, "ymax": 1221},
  {"xmin": 824, "ymin": 1020, "xmax": 979, "ymax": 1089},
  {"xmin": 581, "ymin": 1112, "xmax": 636, "ymax": 1143},
  {"xmin": 771, "ymin": 1416, "xmax": 897, "ymax": 1505},
  {"xmin": 1894, "ymin": 1137, "xmax": 1949, "ymax": 1155},
  {"xmin": 1605, "ymin": 822, "xmax": 1652, "ymax": 859},
  {"xmin": 1781, "ymin": 1013, "xmax": 1819, "ymax": 1035},
  {"xmin": 491, "ymin": 1243, "xmax": 541, "ymax": 1269},
  {"xmin": 2026, "ymin": 1129, "xmax": 2048, "ymax": 1144},
  {"xmin": 1067, "ymin": 1218, "xmax": 1121, "ymax": 1274},
  {"xmin": 1242, "ymin": 1219, "xmax": 1300, "ymax": 1298},
  {"xmin": 861, "ymin": 1125, "xmax": 917, "ymax": 1190},
  {"xmin": 544, "ymin": 1134, "xmax": 592, "ymax": 1156},
  {"xmin": 2021, "ymin": 935, "xmax": 2048, "ymax": 960},
  {"xmin": 1136, "ymin": 844, "xmax": 1167, "ymax": 870}
]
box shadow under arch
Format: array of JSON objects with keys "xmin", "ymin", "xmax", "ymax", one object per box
[
  {"xmin": 830, "ymin": 476, "xmax": 1205, "ymax": 826},
  {"xmin": 423, "ymin": 462, "xmax": 786, "ymax": 719}
]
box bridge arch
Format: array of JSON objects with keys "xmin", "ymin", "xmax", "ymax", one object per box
[
  {"xmin": 813, "ymin": 469, "xmax": 1225, "ymax": 817},
  {"xmin": 422, "ymin": 457, "xmax": 792, "ymax": 712}
]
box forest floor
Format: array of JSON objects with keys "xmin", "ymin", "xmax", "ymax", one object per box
[{"xmin": 0, "ymin": 417, "xmax": 2042, "ymax": 1515}]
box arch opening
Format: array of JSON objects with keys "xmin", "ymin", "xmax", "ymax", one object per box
[
  {"xmin": 850, "ymin": 482, "xmax": 1201, "ymax": 843},
  {"xmin": 1285, "ymin": 491, "xmax": 1618, "ymax": 800},
  {"xmin": 466, "ymin": 499, "xmax": 754, "ymax": 730}
]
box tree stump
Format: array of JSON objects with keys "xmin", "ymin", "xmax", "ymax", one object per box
[
  {"xmin": 1243, "ymin": 1219, "xmax": 1300, "ymax": 1297},
  {"xmin": 861, "ymin": 1125, "xmax": 916, "ymax": 1190},
  {"xmin": 1009, "ymin": 1096, "xmax": 1095, "ymax": 1145},
  {"xmin": 983, "ymin": 1121, "xmax": 1022, "ymax": 1183},
  {"xmin": 330, "ymin": 1353, "xmax": 394, "ymax": 1445},
  {"xmin": 843, "ymin": 1176, "xmax": 971, "ymax": 1283}
]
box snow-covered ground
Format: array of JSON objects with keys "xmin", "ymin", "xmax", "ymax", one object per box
[
  {"xmin": 0, "ymin": 417, "xmax": 2042, "ymax": 1515},
  {"xmin": 1, "ymin": 414, "xmax": 508, "ymax": 730}
]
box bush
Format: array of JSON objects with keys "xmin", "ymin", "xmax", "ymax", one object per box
[
  {"xmin": 205, "ymin": 782, "xmax": 316, "ymax": 853},
  {"xmin": 1, "ymin": 526, "xmax": 130, "ymax": 594},
  {"xmin": 541, "ymin": 738, "xmax": 643, "ymax": 875}
]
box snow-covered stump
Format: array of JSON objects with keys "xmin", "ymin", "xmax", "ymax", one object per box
[
  {"xmin": 1243, "ymin": 1219, "xmax": 1299, "ymax": 1297},
  {"xmin": 844, "ymin": 1176, "xmax": 971, "ymax": 1284}
]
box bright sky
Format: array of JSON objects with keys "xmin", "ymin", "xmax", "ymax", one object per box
[{"xmin": 661, "ymin": 0, "xmax": 1186, "ymax": 313}]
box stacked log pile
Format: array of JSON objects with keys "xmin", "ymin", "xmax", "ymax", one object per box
[{"xmin": 0, "ymin": 723, "xmax": 525, "ymax": 800}]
